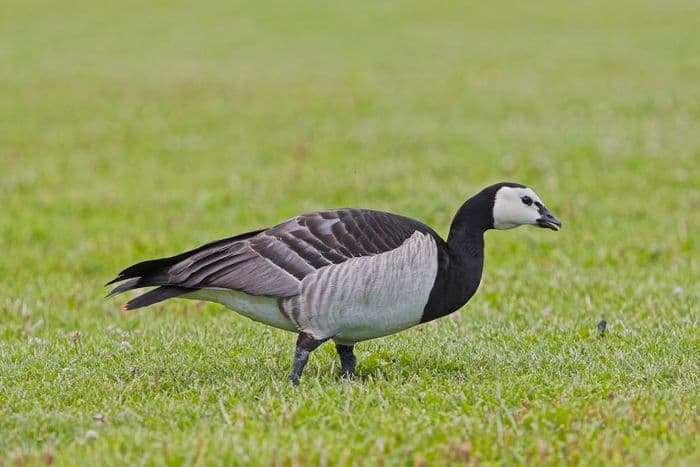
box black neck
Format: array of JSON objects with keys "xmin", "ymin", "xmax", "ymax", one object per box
[{"xmin": 420, "ymin": 189, "xmax": 495, "ymax": 323}]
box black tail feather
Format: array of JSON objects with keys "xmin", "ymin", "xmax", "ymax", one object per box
[
  {"xmin": 106, "ymin": 228, "xmax": 265, "ymax": 287},
  {"xmin": 105, "ymin": 277, "xmax": 141, "ymax": 298},
  {"xmin": 106, "ymin": 228, "xmax": 267, "ymax": 309},
  {"xmin": 123, "ymin": 286, "xmax": 193, "ymax": 310}
]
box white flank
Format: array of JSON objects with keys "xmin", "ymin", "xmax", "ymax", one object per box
[
  {"xmin": 282, "ymin": 231, "xmax": 439, "ymax": 343},
  {"xmin": 185, "ymin": 289, "xmax": 298, "ymax": 332}
]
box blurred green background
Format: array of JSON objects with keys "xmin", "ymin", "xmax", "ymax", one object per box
[{"xmin": 1, "ymin": 0, "xmax": 698, "ymax": 465}]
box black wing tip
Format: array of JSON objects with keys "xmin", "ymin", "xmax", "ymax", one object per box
[
  {"xmin": 105, "ymin": 263, "xmax": 147, "ymax": 286},
  {"xmin": 120, "ymin": 286, "xmax": 193, "ymax": 310},
  {"xmin": 105, "ymin": 276, "xmax": 125, "ymax": 287},
  {"xmin": 105, "ymin": 277, "xmax": 141, "ymax": 298},
  {"xmin": 104, "ymin": 289, "xmax": 125, "ymax": 300}
]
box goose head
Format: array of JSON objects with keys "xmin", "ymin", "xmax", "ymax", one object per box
[{"xmin": 492, "ymin": 183, "xmax": 561, "ymax": 231}]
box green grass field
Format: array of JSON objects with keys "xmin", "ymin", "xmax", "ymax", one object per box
[{"xmin": 1, "ymin": 0, "xmax": 699, "ymax": 465}]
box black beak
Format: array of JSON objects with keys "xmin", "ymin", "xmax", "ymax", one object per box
[{"xmin": 536, "ymin": 206, "xmax": 562, "ymax": 231}]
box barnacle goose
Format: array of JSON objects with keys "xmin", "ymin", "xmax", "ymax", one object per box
[{"xmin": 107, "ymin": 182, "xmax": 561, "ymax": 384}]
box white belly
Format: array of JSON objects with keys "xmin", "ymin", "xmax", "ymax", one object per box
[{"xmin": 185, "ymin": 289, "xmax": 298, "ymax": 332}]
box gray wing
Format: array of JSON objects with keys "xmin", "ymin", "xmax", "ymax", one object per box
[{"xmin": 107, "ymin": 208, "xmax": 441, "ymax": 308}]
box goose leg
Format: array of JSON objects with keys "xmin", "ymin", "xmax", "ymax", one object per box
[
  {"xmin": 289, "ymin": 332, "xmax": 327, "ymax": 385},
  {"xmin": 335, "ymin": 343, "xmax": 356, "ymax": 379}
]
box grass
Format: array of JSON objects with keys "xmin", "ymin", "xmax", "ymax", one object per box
[{"xmin": 1, "ymin": 0, "xmax": 699, "ymax": 465}]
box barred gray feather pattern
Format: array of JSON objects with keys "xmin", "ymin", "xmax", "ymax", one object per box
[
  {"xmin": 165, "ymin": 241, "xmax": 301, "ymax": 296},
  {"xmin": 281, "ymin": 231, "xmax": 439, "ymax": 342},
  {"xmin": 107, "ymin": 209, "xmax": 442, "ymax": 302}
]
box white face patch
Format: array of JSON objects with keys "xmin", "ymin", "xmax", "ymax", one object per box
[{"xmin": 492, "ymin": 186, "xmax": 544, "ymax": 230}]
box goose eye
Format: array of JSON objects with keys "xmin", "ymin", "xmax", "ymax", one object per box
[{"xmin": 521, "ymin": 196, "xmax": 533, "ymax": 206}]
